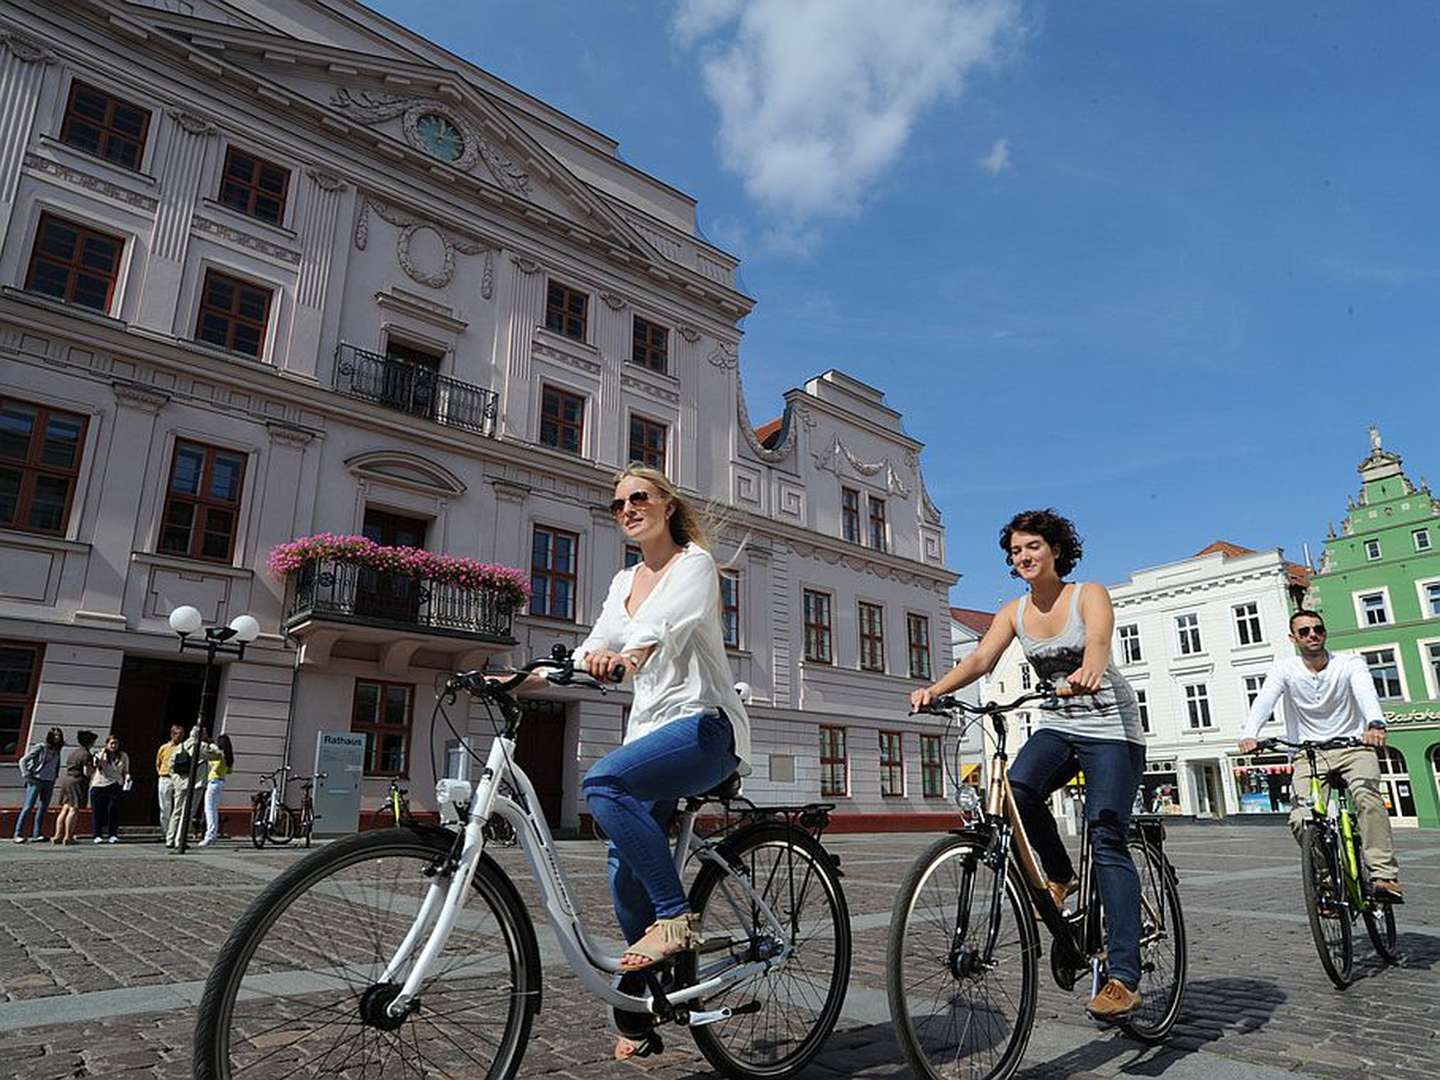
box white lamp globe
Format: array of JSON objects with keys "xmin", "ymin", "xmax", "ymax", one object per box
[
  {"xmin": 228, "ymin": 613, "xmax": 261, "ymax": 643},
  {"xmin": 169, "ymin": 605, "xmax": 204, "ymax": 636}
]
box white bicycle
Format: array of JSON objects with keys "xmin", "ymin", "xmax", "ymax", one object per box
[{"xmin": 194, "ymin": 646, "xmax": 852, "ymax": 1079}]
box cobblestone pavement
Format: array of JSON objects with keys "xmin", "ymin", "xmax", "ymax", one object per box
[{"xmin": 0, "ymin": 823, "xmax": 1436, "ymax": 1079}]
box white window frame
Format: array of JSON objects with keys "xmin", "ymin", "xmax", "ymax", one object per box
[
  {"xmin": 1364, "ymin": 538, "xmax": 1382, "ymax": 561},
  {"xmin": 1416, "ymin": 635, "xmax": 1440, "ymax": 700},
  {"xmin": 1020, "ymin": 662, "xmax": 1032, "ymax": 690},
  {"xmin": 1415, "ymin": 577, "xmax": 1440, "ymax": 621},
  {"xmin": 1414, "ymin": 527, "xmax": 1433, "ymax": 553},
  {"xmin": 1233, "ymin": 601, "xmax": 1264, "ymax": 647},
  {"xmin": 1183, "ymin": 682, "xmax": 1213, "ymax": 730},
  {"xmin": 1352, "ymin": 586, "xmax": 1393, "ymax": 628},
  {"xmin": 719, "ymin": 568, "xmax": 741, "ymax": 650},
  {"xmin": 1359, "ymin": 641, "xmax": 1409, "ymax": 703},
  {"xmin": 1175, "ymin": 612, "xmax": 1202, "ymax": 656},
  {"xmin": 1134, "ymin": 686, "xmax": 1151, "ymax": 735},
  {"xmin": 1119, "ymin": 623, "xmax": 1142, "ymax": 665}
]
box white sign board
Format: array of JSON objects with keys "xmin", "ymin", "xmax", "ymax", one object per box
[{"xmin": 313, "ymin": 730, "xmax": 367, "ymax": 835}]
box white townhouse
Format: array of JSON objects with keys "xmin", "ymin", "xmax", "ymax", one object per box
[
  {"xmin": 0, "ymin": 0, "xmax": 959, "ymax": 838},
  {"xmin": 1109, "ymin": 542, "xmax": 1310, "ymax": 819}
]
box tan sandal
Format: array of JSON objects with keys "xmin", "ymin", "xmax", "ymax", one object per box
[{"xmin": 618, "ymin": 913, "xmax": 702, "ymax": 972}]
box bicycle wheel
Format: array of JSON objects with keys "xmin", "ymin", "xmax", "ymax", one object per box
[
  {"xmin": 888, "ymin": 832, "xmax": 1039, "ymax": 1080},
  {"xmin": 302, "ymin": 805, "xmax": 314, "ymax": 849},
  {"xmin": 1118, "ymin": 838, "xmax": 1186, "ymax": 1043},
  {"xmin": 194, "ymin": 825, "xmax": 541, "ymax": 1080},
  {"xmin": 684, "ymin": 821, "xmax": 851, "ymax": 1080},
  {"xmin": 269, "ymin": 806, "xmax": 297, "ymax": 846},
  {"xmin": 1355, "ymin": 844, "xmax": 1400, "ymax": 964},
  {"xmin": 1301, "ymin": 824, "xmax": 1353, "ymax": 989},
  {"xmin": 249, "ymin": 803, "xmax": 267, "ymax": 851}
]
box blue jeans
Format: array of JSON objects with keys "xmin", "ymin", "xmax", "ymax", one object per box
[
  {"xmin": 14, "ymin": 780, "xmax": 54, "ymax": 839},
  {"xmin": 582, "ymin": 711, "xmax": 738, "ymax": 943},
  {"xmin": 1009, "ymin": 728, "xmax": 1146, "ymax": 988}
]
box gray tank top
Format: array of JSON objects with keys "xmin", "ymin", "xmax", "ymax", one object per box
[{"xmin": 1014, "ymin": 583, "xmax": 1144, "ymax": 744}]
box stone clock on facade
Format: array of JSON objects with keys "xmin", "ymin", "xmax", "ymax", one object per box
[{"xmin": 415, "ymin": 112, "xmax": 464, "ymax": 162}]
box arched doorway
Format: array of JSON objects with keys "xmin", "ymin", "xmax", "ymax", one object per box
[{"xmin": 1377, "ymin": 746, "xmax": 1417, "ymax": 827}]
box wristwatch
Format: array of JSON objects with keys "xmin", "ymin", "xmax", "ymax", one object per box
[{"xmin": 1366, "ymin": 720, "xmax": 1387, "ymax": 731}]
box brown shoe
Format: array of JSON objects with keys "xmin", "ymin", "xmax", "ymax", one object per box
[
  {"xmin": 1086, "ymin": 978, "xmax": 1141, "ymax": 1022},
  {"xmin": 1373, "ymin": 880, "xmax": 1405, "ymax": 904}
]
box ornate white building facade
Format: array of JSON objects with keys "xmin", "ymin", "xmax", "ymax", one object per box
[{"xmin": 0, "ymin": 0, "xmax": 958, "ymax": 836}]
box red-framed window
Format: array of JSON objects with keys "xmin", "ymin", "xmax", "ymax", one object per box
[
  {"xmin": 841, "ymin": 487, "xmax": 861, "ymax": 544},
  {"xmin": 879, "ymin": 731, "xmax": 904, "ymax": 797},
  {"xmin": 819, "ymin": 725, "xmax": 847, "ymax": 797},
  {"xmin": 218, "ymin": 147, "xmax": 290, "ymax": 225},
  {"xmin": 720, "ymin": 570, "xmax": 740, "ymax": 649},
  {"xmin": 25, "ymin": 213, "xmax": 124, "ymax": 312},
  {"xmin": 0, "ymin": 397, "xmax": 87, "ymax": 536},
  {"xmin": 868, "ymin": 496, "xmax": 888, "ymax": 552},
  {"xmin": 539, "ymin": 385, "xmax": 585, "ymax": 454},
  {"xmin": 352, "ymin": 679, "xmax": 413, "ymax": 777},
  {"xmin": 628, "ymin": 415, "xmax": 667, "ymax": 471},
  {"xmin": 803, "ymin": 589, "xmax": 832, "ymax": 664},
  {"xmin": 530, "ymin": 526, "xmax": 578, "ymax": 620},
  {"xmin": 158, "ymin": 440, "xmax": 246, "ymax": 562},
  {"xmin": 907, "ymin": 613, "xmax": 932, "ymax": 680},
  {"xmin": 0, "ymin": 642, "xmax": 44, "ymax": 762},
  {"xmin": 195, "ymin": 270, "xmax": 273, "ymax": 357},
  {"xmin": 859, "ymin": 601, "xmax": 886, "ymax": 672},
  {"xmin": 632, "ymin": 316, "xmax": 669, "ymax": 373},
  {"xmin": 59, "ymin": 81, "xmax": 151, "ymax": 171},
  {"xmin": 545, "ymin": 280, "xmax": 588, "ymax": 341},
  {"xmin": 920, "ymin": 734, "xmax": 943, "ymax": 798}
]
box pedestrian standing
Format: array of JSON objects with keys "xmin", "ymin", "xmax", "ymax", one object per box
[
  {"xmin": 13, "ymin": 727, "xmax": 65, "ymax": 843},
  {"xmin": 55, "ymin": 730, "xmax": 97, "ymax": 846},
  {"xmin": 199, "ymin": 734, "xmax": 234, "ymax": 846},
  {"xmin": 166, "ymin": 727, "xmax": 214, "ymax": 849},
  {"xmin": 89, "ymin": 733, "xmax": 131, "ymax": 844},
  {"xmin": 155, "ymin": 724, "xmax": 184, "ymax": 833}
]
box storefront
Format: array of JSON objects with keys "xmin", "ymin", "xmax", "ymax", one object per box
[
  {"xmin": 1141, "ymin": 759, "xmax": 1181, "ymax": 815},
  {"xmin": 1231, "ymin": 753, "xmax": 1293, "ymax": 815}
]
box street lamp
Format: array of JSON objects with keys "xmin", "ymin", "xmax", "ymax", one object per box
[{"xmin": 168, "ymin": 606, "xmax": 259, "ymax": 854}]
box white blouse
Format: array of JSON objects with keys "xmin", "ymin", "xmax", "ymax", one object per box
[{"xmin": 575, "ymin": 544, "xmax": 751, "ymax": 767}]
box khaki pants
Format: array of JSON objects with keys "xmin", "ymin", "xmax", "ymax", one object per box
[
  {"xmin": 165, "ymin": 774, "xmax": 204, "ymax": 845},
  {"xmin": 157, "ymin": 773, "xmax": 174, "ymax": 830},
  {"xmin": 1288, "ymin": 746, "xmax": 1399, "ymax": 881}
]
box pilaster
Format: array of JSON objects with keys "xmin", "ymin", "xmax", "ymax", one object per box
[
  {"xmin": 0, "ymin": 30, "xmax": 54, "ymax": 249},
  {"xmin": 136, "ymin": 110, "xmax": 217, "ymax": 332}
]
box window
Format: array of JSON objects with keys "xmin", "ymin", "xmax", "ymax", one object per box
[
  {"xmin": 920, "ymin": 734, "xmax": 943, "ymax": 797},
  {"xmin": 60, "ymin": 81, "xmax": 150, "ymax": 170},
  {"xmin": 1363, "ymin": 648, "xmax": 1404, "ymax": 700},
  {"xmin": 907, "ymin": 614, "xmax": 932, "ymax": 680},
  {"xmin": 628, "ymin": 415, "xmax": 667, "ymax": 471},
  {"xmin": 530, "ymin": 526, "xmax": 578, "ymax": 620},
  {"xmin": 1414, "ymin": 528, "xmax": 1433, "ymax": 553},
  {"xmin": 0, "ymin": 642, "xmax": 44, "ymax": 762},
  {"xmin": 803, "ymin": 590, "xmax": 833, "ymax": 664},
  {"xmin": 879, "ymin": 732, "xmax": 904, "ymax": 797},
  {"xmin": 720, "ymin": 570, "xmax": 740, "ymax": 648},
  {"xmin": 1020, "ymin": 662, "xmax": 1032, "ymax": 691},
  {"xmin": 623, "ymin": 544, "xmax": 641, "ymax": 569},
  {"xmin": 819, "ymin": 726, "xmax": 847, "ymax": 797},
  {"xmin": 218, "ymin": 147, "xmax": 289, "ymax": 225},
  {"xmin": 158, "ymin": 440, "xmax": 246, "ymax": 562},
  {"xmin": 545, "ymin": 280, "xmax": 587, "ymax": 341},
  {"xmin": 0, "ymin": 398, "xmax": 87, "ymax": 536},
  {"xmin": 195, "ymin": 270, "xmax": 272, "ymax": 357},
  {"xmin": 841, "ymin": 488, "xmax": 860, "ymax": 543},
  {"xmin": 1427, "ymin": 642, "xmax": 1440, "ymax": 695},
  {"xmin": 1243, "ymin": 673, "xmax": 1273, "ymax": 725},
  {"xmin": 1364, "ymin": 538, "xmax": 1382, "ymax": 561},
  {"xmin": 1421, "ymin": 581, "xmax": 1440, "ymax": 619},
  {"xmin": 1119, "ymin": 624, "xmax": 1142, "ymax": 664},
  {"xmin": 1135, "ymin": 687, "xmax": 1150, "ymax": 734},
  {"xmin": 1360, "ymin": 592, "xmax": 1390, "ymax": 626},
  {"xmin": 868, "ymin": 496, "xmax": 888, "ymax": 552},
  {"xmin": 858, "ymin": 602, "xmax": 886, "ymax": 672},
  {"xmin": 631, "ymin": 316, "xmax": 668, "ymax": 373},
  {"xmin": 351, "ymin": 680, "xmax": 413, "ymax": 777},
  {"xmin": 1234, "ymin": 602, "xmax": 1264, "ymax": 646},
  {"xmin": 1183, "ymin": 683, "xmax": 1212, "ymax": 730},
  {"xmin": 539, "ymin": 386, "xmax": 585, "ymax": 454},
  {"xmin": 25, "ymin": 213, "xmax": 124, "ymax": 312},
  {"xmin": 1176, "ymin": 613, "xmax": 1202, "ymax": 655}
]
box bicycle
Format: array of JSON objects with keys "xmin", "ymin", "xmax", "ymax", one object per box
[
  {"xmin": 195, "ymin": 645, "xmax": 852, "ymax": 1079},
  {"xmin": 887, "ymin": 685, "xmax": 1187, "ymax": 1080},
  {"xmin": 1256, "ymin": 736, "xmax": 1400, "ymax": 987},
  {"xmin": 295, "ymin": 773, "xmax": 324, "ymax": 849},
  {"xmin": 374, "ymin": 776, "xmax": 412, "ymax": 828},
  {"xmin": 249, "ymin": 766, "xmax": 295, "ymax": 849}
]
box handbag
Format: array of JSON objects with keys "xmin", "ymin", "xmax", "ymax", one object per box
[{"xmin": 171, "ymin": 748, "xmax": 192, "ymax": 777}]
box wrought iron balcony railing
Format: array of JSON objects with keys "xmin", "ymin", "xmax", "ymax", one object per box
[
  {"xmin": 285, "ymin": 557, "xmax": 516, "ymax": 642},
  {"xmin": 333, "ymin": 343, "xmax": 499, "ymax": 436}
]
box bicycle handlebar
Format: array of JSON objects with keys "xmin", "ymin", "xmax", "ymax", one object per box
[
  {"xmin": 448, "ymin": 644, "xmax": 610, "ymax": 701},
  {"xmin": 915, "ymin": 681, "xmax": 1090, "ymax": 717},
  {"xmin": 1255, "ymin": 736, "xmax": 1367, "ymax": 752}
]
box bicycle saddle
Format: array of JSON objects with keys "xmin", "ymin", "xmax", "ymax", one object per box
[{"xmin": 692, "ymin": 772, "xmax": 742, "ymax": 801}]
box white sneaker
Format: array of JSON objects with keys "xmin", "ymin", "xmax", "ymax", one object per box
[
  {"xmin": 107, "ymin": 836, "xmax": 118, "ymax": 844},
  {"xmin": 93, "ymin": 837, "xmax": 104, "ymax": 844},
  {"xmin": 198, "ymin": 838, "xmax": 214, "ymax": 847}
]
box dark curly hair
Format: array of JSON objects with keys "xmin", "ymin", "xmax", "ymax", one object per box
[{"xmin": 999, "ymin": 509, "xmax": 1084, "ymax": 579}]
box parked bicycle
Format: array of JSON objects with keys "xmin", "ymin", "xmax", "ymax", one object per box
[
  {"xmin": 374, "ymin": 776, "xmax": 412, "ymax": 828},
  {"xmin": 887, "ymin": 685, "xmax": 1187, "ymax": 1080},
  {"xmin": 249, "ymin": 768, "xmax": 324, "ymax": 849},
  {"xmin": 296, "ymin": 772, "xmax": 322, "ymax": 848},
  {"xmin": 1256, "ymin": 735, "xmax": 1399, "ymax": 986},
  {"xmin": 195, "ymin": 646, "xmax": 852, "ymax": 1079}
]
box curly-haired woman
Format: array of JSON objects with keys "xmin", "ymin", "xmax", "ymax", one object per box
[{"xmin": 910, "ymin": 509, "xmax": 1145, "ymax": 1023}]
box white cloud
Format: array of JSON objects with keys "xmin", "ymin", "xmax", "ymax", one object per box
[
  {"xmin": 979, "ymin": 137, "xmax": 1010, "ymax": 174},
  {"xmin": 674, "ymin": 0, "xmax": 1020, "ymax": 232}
]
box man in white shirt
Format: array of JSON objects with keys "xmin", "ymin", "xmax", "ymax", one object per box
[{"xmin": 1239, "ymin": 609, "xmax": 1402, "ymax": 901}]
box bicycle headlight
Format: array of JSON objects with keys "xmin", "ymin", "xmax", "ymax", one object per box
[
  {"xmin": 435, "ymin": 778, "xmax": 472, "ymax": 824},
  {"xmin": 955, "ymin": 785, "xmax": 982, "ymax": 813}
]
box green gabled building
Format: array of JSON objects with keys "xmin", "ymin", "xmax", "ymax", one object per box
[{"xmin": 1309, "ymin": 428, "xmax": 1440, "ymax": 830}]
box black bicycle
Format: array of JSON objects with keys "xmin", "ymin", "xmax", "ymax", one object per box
[{"xmin": 888, "ymin": 686, "xmax": 1187, "ymax": 1080}]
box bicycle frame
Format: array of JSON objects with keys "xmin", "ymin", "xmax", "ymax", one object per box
[
  {"xmin": 381, "ymin": 727, "xmax": 795, "ymax": 1021},
  {"xmin": 1307, "ymin": 766, "xmax": 1366, "ymax": 909}
]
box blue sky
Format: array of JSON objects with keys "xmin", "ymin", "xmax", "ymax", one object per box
[{"xmin": 368, "ymin": 1, "xmax": 1440, "ymax": 611}]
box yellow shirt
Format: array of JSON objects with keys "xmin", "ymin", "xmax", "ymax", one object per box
[{"xmin": 156, "ymin": 740, "xmax": 181, "ymax": 778}]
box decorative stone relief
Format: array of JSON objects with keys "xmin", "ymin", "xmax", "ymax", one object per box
[
  {"xmin": 0, "ymin": 30, "xmax": 53, "ymax": 63},
  {"xmin": 168, "ymin": 109, "xmax": 216, "ymax": 136},
  {"xmin": 601, "ymin": 292, "xmax": 627, "ymax": 311},
  {"xmin": 677, "ymin": 324, "xmax": 702, "ymax": 344},
  {"xmin": 919, "ymin": 475, "xmax": 942, "ymax": 524},
  {"xmin": 111, "ymin": 380, "xmax": 169, "ymax": 412},
  {"xmin": 534, "ymin": 340, "xmax": 601, "ymax": 375},
  {"xmin": 621, "ymin": 374, "xmax": 680, "ymax": 404},
  {"xmin": 735, "ymin": 369, "xmax": 795, "ymax": 464},
  {"xmin": 510, "ymin": 255, "xmax": 542, "ymax": 275},
  {"xmin": 481, "ymin": 251, "xmax": 494, "ymax": 300},
  {"xmin": 812, "ymin": 434, "xmax": 912, "ymax": 498},
  {"xmin": 24, "ymin": 153, "xmax": 158, "ymax": 211},
  {"xmin": 707, "ymin": 341, "xmax": 738, "ymax": 369},
  {"xmin": 330, "ymin": 88, "xmax": 530, "ymax": 195},
  {"xmin": 353, "ymin": 197, "xmax": 488, "ymax": 289},
  {"xmin": 267, "ymin": 421, "xmax": 315, "ymax": 448},
  {"xmin": 192, "ymin": 215, "xmax": 301, "ymax": 265},
  {"xmin": 306, "ymin": 167, "xmax": 347, "ymax": 192}
]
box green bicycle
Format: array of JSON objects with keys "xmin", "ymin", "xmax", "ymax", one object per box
[{"xmin": 1258, "ymin": 736, "xmax": 1399, "ymax": 987}]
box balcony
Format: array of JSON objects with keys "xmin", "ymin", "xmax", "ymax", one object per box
[{"xmin": 333, "ymin": 344, "xmax": 499, "ymax": 436}]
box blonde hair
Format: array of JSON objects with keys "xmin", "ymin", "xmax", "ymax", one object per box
[{"xmin": 614, "ymin": 464, "xmax": 711, "ymax": 551}]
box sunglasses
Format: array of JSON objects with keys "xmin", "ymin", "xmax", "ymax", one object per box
[
  {"xmin": 1294, "ymin": 625, "xmax": 1327, "ymax": 638},
  {"xmin": 608, "ymin": 490, "xmax": 654, "ymax": 516}
]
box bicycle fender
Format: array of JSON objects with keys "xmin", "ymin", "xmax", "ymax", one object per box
[{"xmin": 713, "ymin": 820, "xmax": 844, "ymax": 878}]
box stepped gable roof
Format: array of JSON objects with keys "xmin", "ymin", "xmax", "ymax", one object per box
[
  {"xmin": 1193, "ymin": 541, "xmax": 1310, "ymax": 590},
  {"xmin": 949, "ymin": 608, "xmax": 995, "ymax": 635}
]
